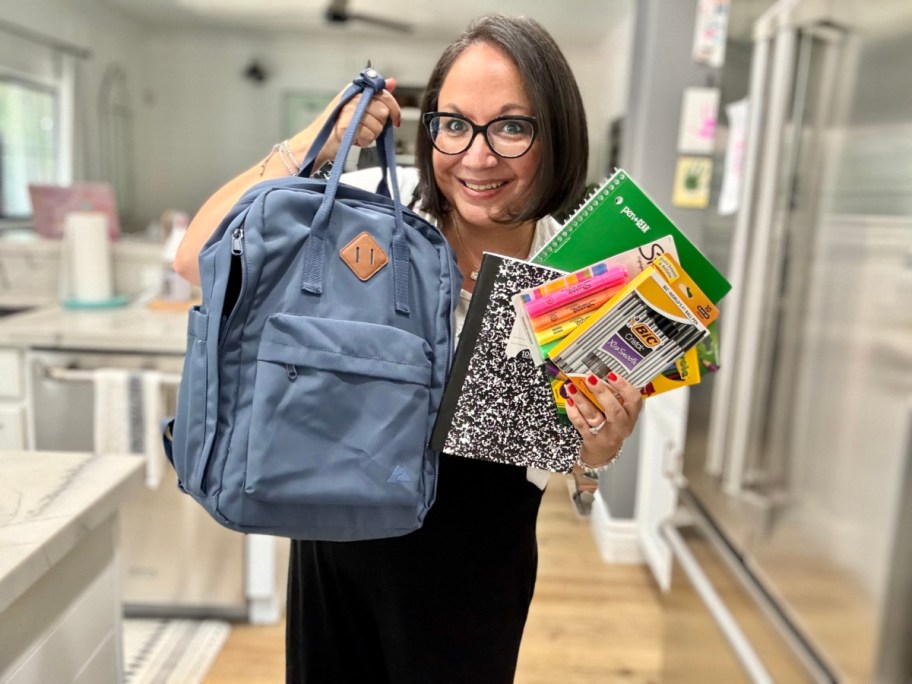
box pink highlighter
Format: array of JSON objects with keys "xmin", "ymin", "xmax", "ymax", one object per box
[{"xmin": 524, "ymin": 265, "xmax": 628, "ymax": 319}]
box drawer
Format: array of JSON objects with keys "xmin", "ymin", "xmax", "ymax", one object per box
[
  {"xmin": 0, "ymin": 405, "xmax": 26, "ymax": 450},
  {"xmin": 0, "ymin": 348, "xmax": 23, "ymax": 399}
]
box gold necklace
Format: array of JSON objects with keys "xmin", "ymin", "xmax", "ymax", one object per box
[{"xmin": 449, "ymin": 219, "xmax": 535, "ymax": 281}]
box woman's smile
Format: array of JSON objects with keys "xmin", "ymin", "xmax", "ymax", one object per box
[{"xmin": 459, "ymin": 178, "xmax": 508, "ymax": 194}]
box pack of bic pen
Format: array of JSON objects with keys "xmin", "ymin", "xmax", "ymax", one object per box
[{"xmin": 548, "ymin": 253, "xmax": 718, "ymax": 405}]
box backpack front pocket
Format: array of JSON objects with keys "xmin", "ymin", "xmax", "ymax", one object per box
[{"xmin": 245, "ymin": 313, "xmax": 433, "ymax": 507}]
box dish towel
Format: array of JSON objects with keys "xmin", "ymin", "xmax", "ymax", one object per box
[
  {"xmin": 141, "ymin": 370, "xmax": 164, "ymax": 488},
  {"xmin": 94, "ymin": 368, "xmax": 130, "ymax": 455},
  {"xmin": 93, "ymin": 368, "xmax": 164, "ymax": 488}
]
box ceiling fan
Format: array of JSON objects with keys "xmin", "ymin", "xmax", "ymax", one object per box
[{"xmin": 325, "ymin": 0, "xmax": 413, "ymax": 33}]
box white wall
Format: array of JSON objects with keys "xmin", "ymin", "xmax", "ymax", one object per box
[{"xmin": 591, "ymin": 0, "xmax": 636, "ymax": 177}]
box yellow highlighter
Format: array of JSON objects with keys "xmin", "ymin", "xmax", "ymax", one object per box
[{"xmin": 534, "ymin": 313, "xmax": 592, "ymax": 346}]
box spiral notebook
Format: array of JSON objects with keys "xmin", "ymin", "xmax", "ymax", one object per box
[
  {"xmin": 532, "ymin": 169, "xmax": 731, "ymax": 304},
  {"xmin": 430, "ymin": 254, "xmax": 583, "ymax": 473}
]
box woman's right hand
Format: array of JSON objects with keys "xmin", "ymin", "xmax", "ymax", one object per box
[{"xmin": 300, "ymin": 76, "xmax": 402, "ymax": 170}]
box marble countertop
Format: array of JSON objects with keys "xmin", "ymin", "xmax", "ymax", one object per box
[
  {"xmin": 0, "ymin": 451, "xmax": 143, "ymax": 614},
  {"xmin": 0, "ymin": 303, "xmax": 190, "ymax": 354}
]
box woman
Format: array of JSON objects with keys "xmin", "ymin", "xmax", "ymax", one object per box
[{"xmin": 176, "ymin": 14, "xmax": 642, "ymax": 683}]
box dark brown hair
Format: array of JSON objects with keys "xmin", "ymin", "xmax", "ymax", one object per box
[{"xmin": 412, "ymin": 14, "xmax": 589, "ymax": 223}]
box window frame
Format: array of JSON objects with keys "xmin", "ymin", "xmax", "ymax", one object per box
[{"xmin": 0, "ymin": 59, "xmax": 74, "ymax": 230}]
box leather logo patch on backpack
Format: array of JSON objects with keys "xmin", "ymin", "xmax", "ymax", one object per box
[{"xmin": 340, "ymin": 231, "xmax": 388, "ymax": 281}]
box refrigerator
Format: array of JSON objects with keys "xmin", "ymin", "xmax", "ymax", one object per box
[{"xmin": 662, "ymin": 0, "xmax": 912, "ymax": 682}]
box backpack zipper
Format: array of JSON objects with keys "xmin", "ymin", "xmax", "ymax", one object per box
[
  {"xmin": 231, "ymin": 228, "xmax": 244, "ymax": 255},
  {"xmin": 219, "ymin": 226, "xmax": 248, "ymax": 349}
]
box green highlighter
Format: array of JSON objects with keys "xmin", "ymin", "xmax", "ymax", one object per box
[{"xmin": 532, "ymin": 169, "xmax": 731, "ymax": 304}]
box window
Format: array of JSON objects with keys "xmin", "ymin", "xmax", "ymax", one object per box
[{"xmin": 0, "ymin": 77, "xmax": 58, "ymax": 218}]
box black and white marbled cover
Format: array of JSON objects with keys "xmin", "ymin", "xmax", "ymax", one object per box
[{"xmin": 431, "ymin": 254, "xmax": 583, "ymax": 472}]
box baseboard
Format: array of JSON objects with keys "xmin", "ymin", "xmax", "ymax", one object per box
[{"xmin": 590, "ymin": 490, "xmax": 645, "ymax": 565}]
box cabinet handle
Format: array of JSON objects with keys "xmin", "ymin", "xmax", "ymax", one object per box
[{"xmin": 44, "ymin": 365, "xmax": 182, "ymax": 385}]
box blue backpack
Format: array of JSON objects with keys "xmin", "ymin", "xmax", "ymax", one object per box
[{"xmin": 166, "ymin": 68, "xmax": 459, "ymax": 540}]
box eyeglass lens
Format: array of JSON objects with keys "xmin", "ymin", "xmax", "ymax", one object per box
[{"xmin": 428, "ymin": 115, "xmax": 535, "ymax": 158}]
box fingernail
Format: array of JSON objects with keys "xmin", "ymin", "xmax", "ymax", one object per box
[
  {"xmin": 587, "ymin": 375, "xmax": 598, "ymax": 386},
  {"xmin": 567, "ymin": 397, "xmax": 574, "ymax": 408},
  {"xmin": 607, "ymin": 371, "xmax": 618, "ymax": 382},
  {"xmin": 567, "ymin": 383, "xmax": 578, "ymax": 395}
]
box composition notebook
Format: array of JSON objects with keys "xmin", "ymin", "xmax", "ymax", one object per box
[
  {"xmin": 430, "ymin": 254, "xmax": 583, "ymax": 473},
  {"xmin": 533, "ymin": 169, "xmax": 731, "ymax": 304}
]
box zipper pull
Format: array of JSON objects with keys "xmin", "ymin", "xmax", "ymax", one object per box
[
  {"xmin": 285, "ymin": 364, "xmax": 297, "ymax": 381},
  {"xmin": 231, "ymin": 228, "xmax": 244, "ymax": 255}
]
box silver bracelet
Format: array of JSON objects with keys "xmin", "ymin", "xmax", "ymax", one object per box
[
  {"xmin": 259, "ymin": 140, "xmax": 300, "ymax": 176},
  {"xmin": 575, "ymin": 442, "xmax": 623, "ymax": 474},
  {"xmin": 277, "ymin": 140, "xmax": 301, "ymax": 174}
]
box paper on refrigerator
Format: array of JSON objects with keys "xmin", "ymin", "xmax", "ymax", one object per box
[
  {"xmin": 718, "ymin": 98, "xmax": 749, "ymax": 216},
  {"xmin": 677, "ymin": 87, "xmax": 720, "ymax": 155}
]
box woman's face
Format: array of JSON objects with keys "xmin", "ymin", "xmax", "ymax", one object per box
[{"xmin": 432, "ymin": 42, "xmax": 540, "ymax": 230}]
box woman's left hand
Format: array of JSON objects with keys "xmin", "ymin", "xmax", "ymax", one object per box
[{"xmin": 564, "ymin": 373, "xmax": 643, "ymax": 468}]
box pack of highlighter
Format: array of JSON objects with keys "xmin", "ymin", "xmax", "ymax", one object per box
[
  {"xmin": 548, "ymin": 253, "xmax": 718, "ymax": 406},
  {"xmin": 512, "ymin": 236, "xmax": 679, "ymax": 366}
]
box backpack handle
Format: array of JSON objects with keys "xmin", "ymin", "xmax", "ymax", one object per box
[{"xmin": 298, "ymin": 68, "xmax": 411, "ymax": 315}]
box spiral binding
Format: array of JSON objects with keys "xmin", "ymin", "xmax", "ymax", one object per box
[{"xmin": 532, "ymin": 168, "xmax": 627, "ymax": 261}]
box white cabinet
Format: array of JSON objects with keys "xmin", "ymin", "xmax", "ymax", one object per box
[
  {"xmin": 2, "ymin": 520, "xmax": 122, "ymax": 684},
  {"xmin": 0, "ymin": 348, "xmax": 27, "ymax": 449},
  {"xmin": 0, "ymin": 348, "xmax": 23, "ymax": 398},
  {"xmin": 0, "ymin": 406, "xmax": 25, "ymax": 450},
  {"xmin": 0, "ymin": 453, "xmax": 143, "ymax": 684}
]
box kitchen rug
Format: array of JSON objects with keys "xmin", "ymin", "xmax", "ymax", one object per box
[{"xmin": 123, "ymin": 619, "xmax": 230, "ymax": 684}]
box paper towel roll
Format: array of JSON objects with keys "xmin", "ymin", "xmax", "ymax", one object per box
[{"xmin": 62, "ymin": 211, "xmax": 114, "ymax": 302}]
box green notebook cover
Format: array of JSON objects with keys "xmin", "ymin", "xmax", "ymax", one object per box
[{"xmin": 532, "ymin": 169, "xmax": 731, "ymax": 304}]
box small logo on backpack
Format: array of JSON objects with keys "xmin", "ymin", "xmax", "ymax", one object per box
[{"xmin": 388, "ymin": 465, "xmax": 411, "ymax": 483}]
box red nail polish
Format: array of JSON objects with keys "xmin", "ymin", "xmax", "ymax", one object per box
[
  {"xmin": 587, "ymin": 375, "xmax": 598, "ymax": 386},
  {"xmin": 607, "ymin": 371, "xmax": 618, "ymax": 382},
  {"xmin": 567, "ymin": 397, "xmax": 574, "ymax": 408},
  {"xmin": 567, "ymin": 383, "xmax": 578, "ymax": 395}
]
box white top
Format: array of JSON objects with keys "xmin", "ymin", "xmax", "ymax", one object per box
[{"xmin": 342, "ymin": 167, "xmax": 560, "ymax": 490}]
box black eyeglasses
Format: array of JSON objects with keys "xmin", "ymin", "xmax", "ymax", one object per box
[{"xmin": 422, "ymin": 112, "xmax": 538, "ymax": 159}]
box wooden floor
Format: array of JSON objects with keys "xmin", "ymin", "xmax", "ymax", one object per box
[{"xmin": 203, "ymin": 476, "xmax": 664, "ymax": 683}]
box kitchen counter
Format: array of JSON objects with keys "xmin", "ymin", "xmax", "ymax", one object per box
[
  {"xmin": 0, "ymin": 451, "xmax": 143, "ymax": 682},
  {"xmin": 0, "ymin": 451, "xmax": 143, "ymax": 612},
  {"xmin": 0, "ymin": 303, "xmax": 190, "ymax": 354}
]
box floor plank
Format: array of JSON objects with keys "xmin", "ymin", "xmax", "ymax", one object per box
[{"xmin": 203, "ymin": 476, "xmax": 663, "ymax": 683}]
